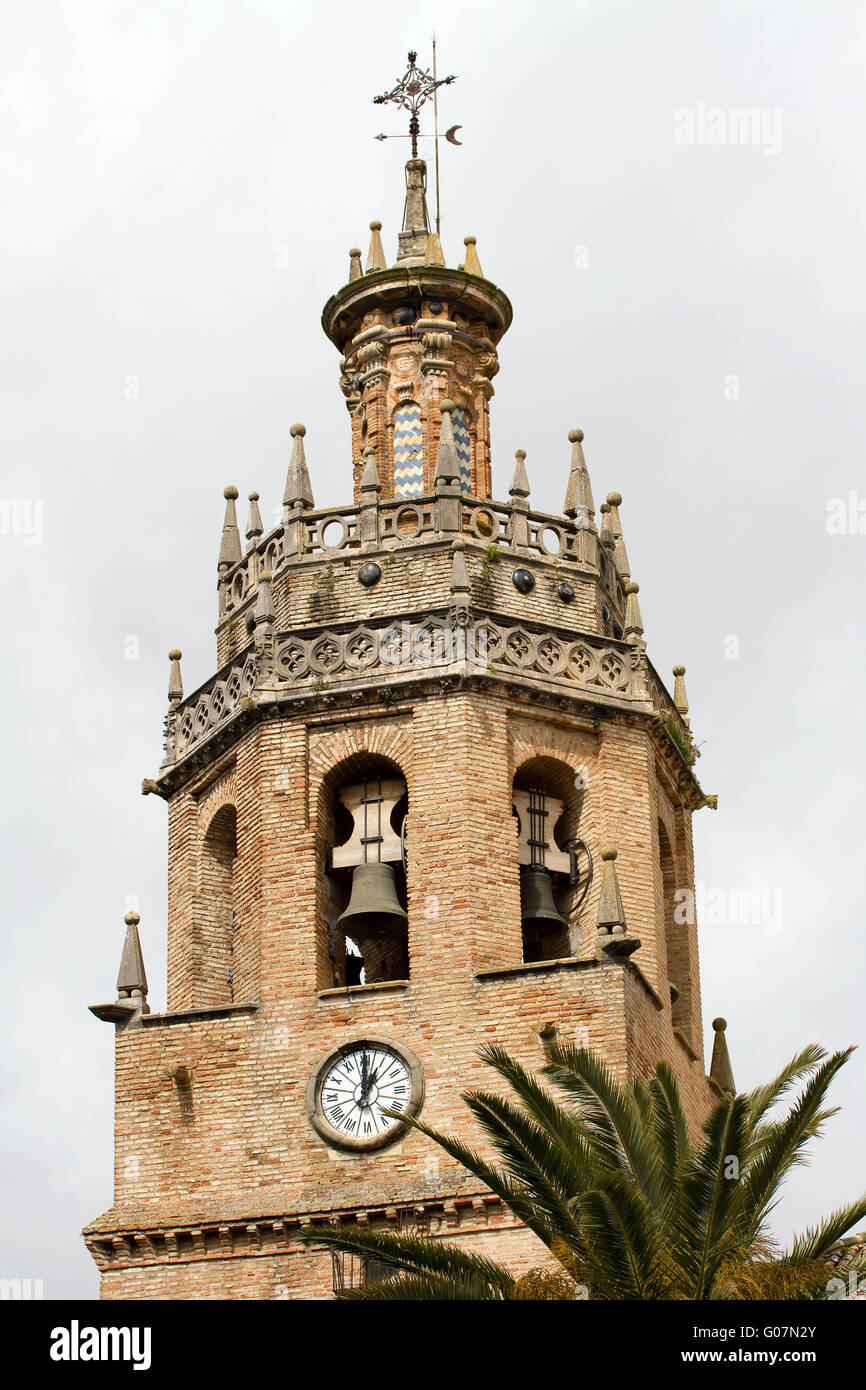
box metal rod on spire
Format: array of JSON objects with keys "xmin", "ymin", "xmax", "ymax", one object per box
[{"xmin": 432, "ymin": 34, "xmax": 441, "ymax": 237}]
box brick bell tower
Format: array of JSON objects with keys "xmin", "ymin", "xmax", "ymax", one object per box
[{"xmin": 84, "ymin": 52, "xmax": 728, "ymax": 1299}]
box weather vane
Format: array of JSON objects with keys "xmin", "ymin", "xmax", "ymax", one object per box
[{"xmin": 372, "ymin": 42, "xmax": 461, "ymax": 236}]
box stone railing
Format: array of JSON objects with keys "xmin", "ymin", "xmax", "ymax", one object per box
[
  {"xmin": 218, "ymin": 493, "xmax": 597, "ymax": 620},
  {"xmin": 164, "ymin": 613, "xmax": 649, "ymax": 770}
]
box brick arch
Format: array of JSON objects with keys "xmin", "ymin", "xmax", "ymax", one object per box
[
  {"xmin": 509, "ymin": 722, "xmax": 600, "ymax": 959},
  {"xmin": 198, "ymin": 767, "xmax": 237, "ymax": 837},
  {"xmin": 309, "ymin": 720, "xmax": 413, "ymax": 991},
  {"xmin": 196, "ymin": 802, "xmax": 238, "ymax": 1006}
]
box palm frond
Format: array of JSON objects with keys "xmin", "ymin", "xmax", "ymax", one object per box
[
  {"xmin": 540, "ymin": 1043, "xmax": 665, "ymax": 1201},
  {"xmin": 300, "ymin": 1223, "xmax": 515, "ymax": 1295},
  {"xmin": 784, "ymin": 1201, "xmax": 866, "ymax": 1264},
  {"xmin": 741, "ymin": 1049, "xmax": 855, "ymax": 1241},
  {"xmin": 675, "ymin": 1095, "xmax": 750, "ymax": 1298},
  {"xmin": 336, "ymin": 1273, "xmax": 505, "ymax": 1300},
  {"xmin": 744, "ymin": 1044, "xmax": 827, "ymax": 1125}
]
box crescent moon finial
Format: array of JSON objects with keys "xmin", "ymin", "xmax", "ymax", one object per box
[{"xmin": 445, "ymin": 124, "xmax": 463, "ymax": 146}]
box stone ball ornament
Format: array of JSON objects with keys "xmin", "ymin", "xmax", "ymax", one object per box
[
  {"xmin": 557, "ymin": 581, "xmax": 575, "ymax": 603},
  {"xmin": 512, "ymin": 567, "xmax": 535, "ymax": 594},
  {"xmin": 358, "ymin": 561, "xmax": 382, "ymax": 588}
]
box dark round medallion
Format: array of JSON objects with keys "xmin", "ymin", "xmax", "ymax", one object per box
[
  {"xmin": 557, "ymin": 581, "xmax": 575, "ymax": 604},
  {"xmin": 393, "ymin": 307, "xmax": 416, "ymax": 326},
  {"xmin": 427, "ymin": 300, "xmax": 444, "ymax": 315},
  {"xmin": 358, "ymin": 562, "xmax": 382, "ymax": 588},
  {"xmin": 512, "ymin": 567, "xmax": 535, "ymax": 594}
]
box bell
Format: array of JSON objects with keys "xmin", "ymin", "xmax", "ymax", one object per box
[
  {"xmin": 337, "ymin": 861, "xmax": 408, "ymax": 940},
  {"xmin": 520, "ymin": 865, "xmax": 568, "ymax": 938}
]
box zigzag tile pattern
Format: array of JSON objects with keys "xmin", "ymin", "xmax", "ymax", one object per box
[
  {"xmin": 453, "ymin": 408, "xmax": 472, "ymax": 495},
  {"xmin": 393, "ymin": 404, "xmax": 424, "ymax": 498}
]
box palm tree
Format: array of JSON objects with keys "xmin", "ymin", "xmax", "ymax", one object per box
[{"xmin": 301, "ymin": 1041, "xmax": 866, "ymax": 1300}]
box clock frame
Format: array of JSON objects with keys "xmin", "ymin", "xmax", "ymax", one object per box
[{"xmin": 306, "ymin": 1035, "xmax": 425, "ymax": 1153}]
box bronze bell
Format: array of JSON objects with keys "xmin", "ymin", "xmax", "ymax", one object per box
[
  {"xmin": 337, "ymin": 861, "xmax": 408, "ymax": 940},
  {"xmin": 520, "ymin": 865, "xmax": 568, "ymax": 938}
]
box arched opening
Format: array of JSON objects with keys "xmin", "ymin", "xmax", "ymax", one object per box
[
  {"xmin": 317, "ymin": 753, "xmax": 409, "ymax": 991},
  {"xmin": 200, "ymin": 804, "xmax": 238, "ymax": 1004},
  {"xmin": 658, "ymin": 819, "xmax": 687, "ymax": 1031},
  {"xmin": 512, "ymin": 757, "xmax": 589, "ymax": 964}
]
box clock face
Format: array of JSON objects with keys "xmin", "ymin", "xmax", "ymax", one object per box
[{"xmin": 308, "ymin": 1038, "xmax": 424, "ymax": 1153}]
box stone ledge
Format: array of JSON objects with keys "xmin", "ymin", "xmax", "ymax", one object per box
[
  {"xmin": 474, "ymin": 955, "xmax": 599, "ymax": 982},
  {"xmin": 317, "ymin": 980, "xmax": 409, "ymax": 1001},
  {"xmin": 140, "ymin": 1002, "xmax": 260, "ymax": 1028}
]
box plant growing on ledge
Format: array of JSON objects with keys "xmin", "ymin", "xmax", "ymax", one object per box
[
  {"xmin": 480, "ymin": 544, "xmax": 500, "ymax": 579},
  {"xmin": 311, "ymin": 677, "xmax": 330, "ymax": 693},
  {"xmin": 667, "ymin": 718, "xmax": 700, "ymax": 767}
]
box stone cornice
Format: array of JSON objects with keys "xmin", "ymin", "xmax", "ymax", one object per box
[{"xmin": 83, "ymin": 1190, "xmax": 507, "ymax": 1272}]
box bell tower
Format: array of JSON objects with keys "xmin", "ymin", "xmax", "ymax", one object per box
[{"xmin": 84, "ymin": 51, "xmax": 725, "ymax": 1299}]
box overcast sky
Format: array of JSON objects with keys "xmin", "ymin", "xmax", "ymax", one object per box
[{"xmin": 2, "ymin": 0, "xmax": 864, "ymax": 1299}]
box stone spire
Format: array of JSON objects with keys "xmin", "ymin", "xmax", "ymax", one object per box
[
  {"xmin": 508, "ymin": 449, "xmax": 530, "ymax": 549},
  {"xmin": 116, "ymin": 911, "xmax": 149, "ymax": 1011},
  {"xmin": 709, "ymin": 1017, "xmax": 735, "ymax": 1095},
  {"xmin": 168, "ymin": 649, "xmax": 183, "ymax": 704},
  {"xmin": 449, "ymin": 536, "xmax": 471, "ymax": 628},
  {"xmin": 596, "ymin": 848, "xmax": 641, "ymax": 958},
  {"xmin": 463, "ymin": 235, "xmax": 483, "ymax": 276},
  {"xmin": 424, "ymin": 232, "xmax": 446, "ymax": 267},
  {"xmin": 348, "ymin": 247, "xmax": 363, "ymax": 282},
  {"xmin": 397, "ymin": 159, "xmax": 431, "ymax": 263},
  {"xmin": 245, "ymin": 491, "xmax": 263, "ymax": 550},
  {"xmin": 598, "ymin": 501, "xmax": 615, "ymax": 551},
  {"xmin": 624, "ymin": 582, "xmax": 644, "ymax": 638},
  {"xmin": 673, "ymin": 665, "xmax": 689, "ymax": 724},
  {"xmin": 366, "ymin": 220, "xmax": 386, "ymax": 273},
  {"xmin": 596, "ymin": 847, "xmax": 627, "ymax": 940},
  {"xmin": 359, "ymin": 447, "xmax": 381, "ymax": 547},
  {"xmin": 435, "ymin": 400, "xmax": 461, "ymax": 533},
  {"xmin": 563, "ymin": 428, "xmax": 596, "ymax": 530},
  {"xmin": 605, "ymin": 492, "xmax": 631, "ymax": 580},
  {"xmin": 218, "ymin": 486, "xmax": 242, "ymax": 569},
  {"xmin": 435, "ymin": 399, "xmax": 460, "ymax": 485},
  {"xmin": 283, "ymin": 424, "xmax": 315, "ymax": 515}
]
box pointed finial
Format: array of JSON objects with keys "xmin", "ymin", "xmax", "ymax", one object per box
[
  {"xmin": 509, "ymin": 449, "xmax": 530, "ymax": 499},
  {"xmin": 219, "ymin": 486, "xmax": 243, "ymax": 568},
  {"xmin": 673, "ymin": 665, "xmax": 689, "ymax": 720},
  {"xmin": 435, "ymin": 399, "xmax": 460, "ymax": 485},
  {"xmin": 564, "ymin": 427, "xmax": 596, "ymax": 530},
  {"xmin": 450, "ymin": 535, "xmax": 470, "ymax": 595},
  {"xmin": 283, "ymin": 423, "xmax": 315, "ymax": 512},
  {"xmin": 710, "ymin": 1017, "xmax": 735, "ymax": 1095},
  {"xmin": 168, "ymin": 649, "xmax": 183, "ymax": 703},
  {"xmin": 360, "ymin": 447, "xmax": 381, "ymax": 495},
  {"xmin": 624, "ymin": 582, "xmax": 643, "ymax": 638},
  {"xmin": 245, "ymin": 491, "xmax": 263, "ymax": 548},
  {"xmin": 366, "ymin": 220, "xmax": 386, "ymax": 273},
  {"xmin": 348, "ymin": 247, "xmax": 363, "ymax": 281},
  {"xmin": 605, "ymin": 491, "xmax": 631, "ymax": 579},
  {"xmin": 598, "ymin": 501, "xmax": 614, "ymax": 549},
  {"xmin": 463, "ymin": 235, "xmax": 483, "ymax": 276},
  {"xmin": 596, "ymin": 847, "xmax": 627, "ymax": 939},
  {"xmin": 255, "ymin": 570, "xmax": 275, "ymax": 626},
  {"xmin": 424, "ymin": 232, "xmax": 445, "ymax": 267},
  {"xmin": 117, "ymin": 910, "xmax": 148, "ymax": 1007}
]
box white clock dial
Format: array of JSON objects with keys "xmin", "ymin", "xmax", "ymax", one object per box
[{"xmin": 320, "ymin": 1045, "xmax": 412, "ymax": 1141}]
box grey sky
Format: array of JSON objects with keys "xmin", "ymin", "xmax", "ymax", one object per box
[{"xmin": 1, "ymin": 0, "xmax": 864, "ymax": 1298}]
